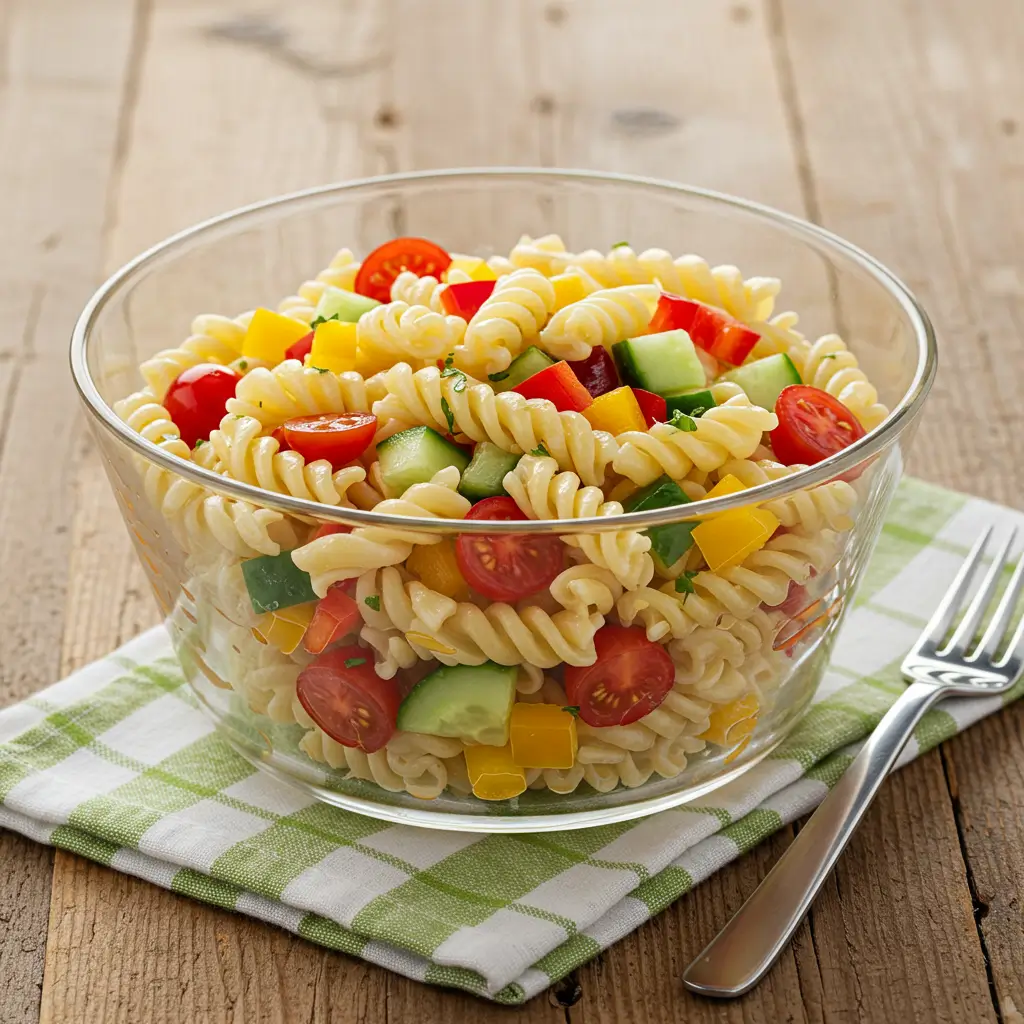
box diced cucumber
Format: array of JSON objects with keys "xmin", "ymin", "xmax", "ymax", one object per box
[
  {"xmin": 624, "ymin": 475, "xmax": 698, "ymax": 567},
  {"xmin": 488, "ymin": 346, "xmax": 555, "ymax": 393},
  {"xmin": 314, "ymin": 285, "xmax": 381, "ymax": 323},
  {"xmin": 458, "ymin": 442, "xmax": 520, "ymax": 501},
  {"xmin": 377, "ymin": 426, "xmax": 470, "ymax": 494},
  {"xmin": 720, "ymin": 353, "xmax": 801, "ymax": 412},
  {"xmin": 664, "ymin": 388, "xmax": 717, "ymax": 417},
  {"xmin": 612, "ymin": 329, "xmax": 706, "ymax": 396},
  {"xmin": 242, "ymin": 551, "xmax": 318, "ymax": 614},
  {"xmin": 397, "ymin": 662, "xmax": 518, "ymax": 745}
]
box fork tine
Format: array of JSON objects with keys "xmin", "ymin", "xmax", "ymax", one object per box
[
  {"xmin": 976, "ymin": 539, "xmax": 1024, "ymax": 663},
  {"xmin": 947, "ymin": 529, "xmax": 1015, "ymax": 656},
  {"xmin": 919, "ymin": 527, "xmax": 992, "ymax": 650}
]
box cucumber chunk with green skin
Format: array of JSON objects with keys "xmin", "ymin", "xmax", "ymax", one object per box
[
  {"xmin": 397, "ymin": 662, "xmax": 517, "ymax": 745},
  {"xmin": 242, "ymin": 551, "xmax": 318, "ymax": 614},
  {"xmin": 664, "ymin": 388, "xmax": 717, "ymax": 417},
  {"xmin": 314, "ymin": 285, "xmax": 381, "ymax": 323},
  {"xmin": 720, "ymin": 353, "xmax": 801, "ymax": 412},
  {"xmin": 377, "ymin": 426, "xmax": 470, "ymax": 494},
  {"xmin": 613, "ymin": 329, "xmax": 706, "ymax": 396},
  {"xmin": 458, "ymin": 442, "xmax": 521, "ymax": 501},
  {"xmin": 624, "ymin": 475, "xmax": 698, "ymax": 567},
  {"xmin": 489, "ymin": 346, "xmax": 555, "ymax": 393}
]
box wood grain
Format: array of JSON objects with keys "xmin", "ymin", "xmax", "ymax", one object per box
[{"xmin": 0, "ymin": 0, "xmax": 142, "ymax": 1020}]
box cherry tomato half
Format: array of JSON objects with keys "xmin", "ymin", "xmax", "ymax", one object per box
[
  {"xmin": 354, "ymin": 237, "xmax": 452, "ymax": 303},
  {"xmin": 281, "ymin": 412, "xmax": 377, "ymax": 471},
  {"xmin": 164, "ymin": 363, "xmax": 241, "ymax": 449},
  {"xmin": 455, "ymin": 496, "xmax": 565, "ymax": 602},
  {"xmin": 565, "ymin": 625, "xmax": 675, "ymax": 727},
  {"xmin": 296, "ymin": 645, "xmax": 400, "ymax": 752},
  {"xmin": 771, "ymin": 385, "xmax": 865, "ymax": 466}
]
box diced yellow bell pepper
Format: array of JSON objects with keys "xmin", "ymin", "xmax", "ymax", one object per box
[
  {"xmin": 703, "ymin": 473, "xmax": 748, "ymax": 503},
  {"xmin": 241, "ymin": 308, "xmax": 311, "ymax": 364},
  {"xmin": 692, "ymin": 506, "xmax": 779, "ymax": 572},
  {"xmin": 251, "ymin": 601, "xmax": 317, "ymax": 655},
  {"xmin": 550, "ymin": 272, "xmax": 589, "ymax": 312},
  {"xmin": 465, "ymin": 743, "xmax": 527, "ymax": 801},
  {"xmin": 446, "ymin": 255, "xmax": 497, "ymax": 282},
  {"xmin": 700, "ymin": 693, "xmax": 759, "ymax": 747},
  {"xmin": 309, "ymin": 319, "xmax": 358, "ymax": 373},
  {"xmin": 406, "ymin": 539, "xmax": 470, "ymax": 601},
  {"xmin": 583, "ymin": 386, "xmax": 647, "ymax": 435},
  {"xmin": 509, "ymin": 703, "xmax": 578, "ymax": 769}
]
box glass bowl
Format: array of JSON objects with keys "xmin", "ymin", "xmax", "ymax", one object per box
[{"xmin": 70, "ymin": 169, "xmax": 935, "ymax": 832}]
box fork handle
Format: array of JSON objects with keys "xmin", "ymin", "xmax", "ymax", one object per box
[{"xmin": 683, "ymin": 679, "xmax": 942, "ymax": 998}]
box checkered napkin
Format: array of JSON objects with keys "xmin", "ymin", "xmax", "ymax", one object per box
[{"xmin": 1, "ymin": 478, "xmax": 1021, "ymax": 1004}]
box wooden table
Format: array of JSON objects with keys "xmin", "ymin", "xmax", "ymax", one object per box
[{"xmin": 2, "ymin": 1, "xmax": 1022, "ymax": 1020}]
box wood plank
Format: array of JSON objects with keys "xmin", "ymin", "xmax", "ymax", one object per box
[
  {"xmin": 775, "ymin": 1, "xmax": 1024, "ymax": 1020},
  {"xmin": 0, "ymin": 0, "xmax": 142, "ymax": 1021}
]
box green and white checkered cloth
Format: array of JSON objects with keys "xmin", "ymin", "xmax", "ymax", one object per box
[{"xmin": 1, "ymin": 478, "xmax": 1022, "ymax": 1004}]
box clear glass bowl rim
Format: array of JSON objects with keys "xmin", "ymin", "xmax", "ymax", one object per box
[{"xmin": 70, "ymin": 167, "xmax": 937, "ymax": 537}]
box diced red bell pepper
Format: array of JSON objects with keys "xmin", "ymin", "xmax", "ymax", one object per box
[
  {"xmin": 271, "ymin": 427, "xmax": 291, "ymax": 451},
  {"xmin": 312, "ymin": 522, "xmax": 352, "ymax": 540},
  {"xmin": 567, "ymin": 345, "xmax": 619, "ymax": 398},
  {"xmin": 512, "ymin": 360, "xmax": 593, "ymax": 412},
  {"xmin": 303, "ymin": 582, "xmax": 362, "ymax": 655},
  {"xmin": 439, "ymin": 279, "xmax": 497, "ymax": 320},
  {"xmin": 285, "ymin": 330, "xmax": 315, "ymax": 363},
  {"xmin": 630, "ymin": 388, "xmax": 667, "ymax": 427},
  {"xmin": 647, "ymin": 293, "xmax": 760, "ymax": 366}
]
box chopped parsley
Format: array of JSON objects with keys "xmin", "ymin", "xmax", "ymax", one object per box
[
  {"xmin": 488, "ymin": 370, "xmax": 510, "ymax": 382},
  {"xmin": 364, "ymin": 595, "xmax": 381, "ymax": 612},
  {"xmin": 561, "ymin": 705, "xmax": 581, "ymax": 718},
  {"xmin": 688, "ymin": 406, "xmax": 708, "ymax": 418},
  {"xmin": 530, "ymin": 442, "xmax": 550, "ymax": 457},
  {"xmin": 611, "ymin": 240, "xmax": 630, "ymax": 249},
  {"xmin": 237, "ymin": 360, "xmax": 248, "ymax": 370},
  {"xmin": 310, "ymin": 312, "xmax": 340, "ymax": 329},
  {"xmin": 193, "ymin": 438, "xmax": 206, "ymax": 449},
  {"xmin": 311, "ymin": 366, "xmax": 330, "ymax": 374},
  {"xmin": 667, "ymin": 409, "xmax": 698, "ymax": 432},
  {"xmin": 819, "ymin": 352, "xmax": 838, "ymax": 360},
  {"xmin": 440, "ymin": 396, "xmax": 455, "ymax": 435},
  {"xmin": 440, "ymin": 365, "xmax": 468, "ymax": 393},
  {"xmin": 674, "ymin": 571, "xmax": 699, "ymax": 597},
  {"xmin": 343, "ymin": 657, "xmax": 367, "ymax": 669}
]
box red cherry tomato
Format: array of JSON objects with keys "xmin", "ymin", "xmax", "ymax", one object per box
[
  {"xmin": 164, "ymin": 363, "xmax": 241, "ymax": 449},
  {"xmin": 311, "ymin": 523, "xmax": 352, "ymax": 541},
  {"xmin": 512, "ymin": 361, "xmax": 593, "ymax": 412},
  {"xmin": 296, "ymin": 645, "xmax": 399, "ymax": 752},
  {"xmin": 439, "ymin": 279, "xmax": 496, "ymax": 320},
  {"xmin": 455, "ymin": 496, "xmax": 565, "ymax": 602},
  {"xmin": 281, "ymin": 412, "xmax": 377, "ymax": 471},
  {"xmin": 303, "ymin": 584, "xmax": 361, "ymax": 655},
  {"xmin": 271, "ymin": 426, "xmax": 290, "ymax": 451},
  {"xmin": 565, "ymin": 625, "xmax": 675, "ymax": 727},
  {"xmin": 285, "ymin": 330, "xmax": 314, "ymax": 363},
  {"xmin": 354, "ymin": 237, "xmax": 452, "ymax": 303},
  {"xmin": 771, "ymin": 385, "xmax": 865, "ymax": 466},
  {"xmin": 630, "ymin": 388, "xmax": 667, "ymax": 427},
  {"xmin": 567, "ymin": 346, "xmax": 619, "ymax": 398}
]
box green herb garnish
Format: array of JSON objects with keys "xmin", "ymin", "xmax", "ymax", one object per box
[
  {"xmin": 561, "ymin": 706, "xmax": 581, "ymax": 718},
  {"xmin": 364, "ymin": 595, "xmax": 381, "ymax": 612},
  {"xmin": 668, "ymin": 409, "xmax": 698, "ymax": 432},
  {"xmin": 238, "ymin": 360, "xmax": 248, "ymax": 370},
  {"xmin": 488, "ymin": 370, "xmax": 510, "ymax": 382},
  {"xmin": 310, "ymin": 366, "xmax": 330, "ymax": 374},
  {"xmin": 193, "ymin": 438, "xmax": 206, "ymax": 449},
  {"xmin": 530, "ymin": 443, "xmax": 551, "ymax": 457},
  {"xmin": 310, "ymin": 312, "xmax": 340, "ymax": 329},
  {"xmin": 611, "ymin": 241, "xmax": 630, "ymax": 249},
  {"xmin": 674, "ymin": 571, "xmax": 699, "ymax": 597},
  {"xmin": 440, "ymin": 397, "xmax": 455, "ymax": 435},
  {"xmin": 440, "ymin": 364, "xmax": 469, "ymax": 393},
  {"xmin": 344, "ymin": 657, "xmax": 367, "ymax": 669},
  {"xmin": 820, "ymin": 353, "xmax": 838, "ymax": 360}
]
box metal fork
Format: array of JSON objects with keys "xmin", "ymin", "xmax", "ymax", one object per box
[{"xmin": 683, "ymin": 527, "xmax": 1024, "ymax": 998}]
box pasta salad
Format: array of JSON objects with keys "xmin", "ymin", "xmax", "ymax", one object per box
[{"xmin": 113, "ymin": 233, "xmax": 885, "ymax": 802}]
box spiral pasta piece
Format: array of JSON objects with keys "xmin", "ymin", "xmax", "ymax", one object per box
[
  {"xmin": 612, "ymin": 388, "xmax": 778, "ymax": 486},
  {"xmin": 208, "ymin": 413, "xmax": 376, "ymax": 507},
  {"xmin": 539, "ymin": 284, "xmax": 658, "ymax": 361},
  {"xmin": 226, "ymin": 359, "xmax": 376, "ymax": 427},
  {"xmin": 389, "ymin": 268, "xmax": 471, "ymax": 311},
  {"xmin": 114, "ymin": 389, "xmax": 193, "ymax": 460},
  {"xmin": 508, "ymin": 233, "xmax": 572, "ymax": 275},
  {"xmin": 291, "ymin": 467, "xmax": 470, "ymax": 594},
  {"xmin": 747, "ymin": 309, "xmax": 813, "ymax": 372},
  {"xmin": 548, "ymin": 564, "xmax": 624, "ymax": 616},
  {"xmin": 801, "ymin": 334, "xmax": 889, "ymax": 429},
  {"xmin": 717, "ymin": 457, "xmax": 859, "ymax": 533},
  {"xmin": 140, "ymin": 312, "xmax": 253, "ymax": 400},
  {"xmin": 372, "ymin": 363, "xmax": 618, "ymax": 486},
  {"xmin": 455, "ymin": 268, "xmax": 556, "ymax": 375},
  {"xmin": 504, "ymin": 455, "xmax": 653, "ymax": 589},
  {"xmin": 276, "ymin": 248, "xmax": 362, "ymax": 324},
  {"xmin": 356, "ymin": 300, "xmax": 467, "ymax": 368}
]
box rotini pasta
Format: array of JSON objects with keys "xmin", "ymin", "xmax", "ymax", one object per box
[
  {"xmin": 539, "ymin": 284, "xmax": 658, "ymax": 361},
  {"xmin": 357, "ymin": 300, "xmax": 467, "ymax": 368},
  {"xmin": 275, "ymin": 247, "xmax": 362, "ymax": 324},
  {"xmin": 801, "ymin": 334, "xmax": 889, "ymax": 430},
  {"xmin": 389, "ymin": 267, "xmax": 471, "ymax": 311}
]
